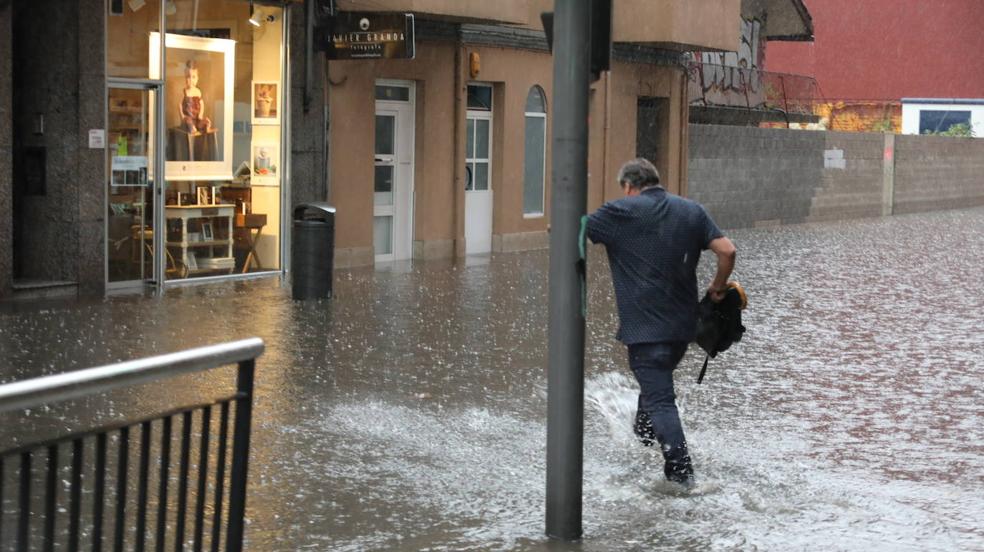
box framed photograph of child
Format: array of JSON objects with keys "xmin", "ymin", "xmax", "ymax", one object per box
[
  {"xmin": 252, "ymin": 81, "xmax": 280, "ymax": 125},
  {"xmin": 149, "ymin": 32, "xmax": 236, "ymax": 181},
  {"xmin": 201, "ymin": 222, "xmax": 214, "ymax": 242},
  {"xmin": 251, "ymin": 143, "xmax": 280, "ymax": 186}
]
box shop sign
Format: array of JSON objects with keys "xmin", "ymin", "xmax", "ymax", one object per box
[{"xmin": 318, "ymin": 13, "xmax": 415, "ymax": 60}]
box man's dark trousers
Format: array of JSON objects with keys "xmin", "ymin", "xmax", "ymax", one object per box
[{"xmin": 629, "ymin": 341, "xmax": 694, "ymax": 484}]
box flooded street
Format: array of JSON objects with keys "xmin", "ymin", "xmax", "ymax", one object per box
[{"xmin": 2, "ymin": 207, "xmax": 983, "ymax": 551}]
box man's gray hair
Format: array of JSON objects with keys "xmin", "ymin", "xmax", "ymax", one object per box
[{"xmin": 617, "ymin": 158, "xmax": 661, "ymax": 190}]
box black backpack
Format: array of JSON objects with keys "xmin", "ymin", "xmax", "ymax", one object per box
[{"xmin": 694, "ymin": 283, "xmax": 747, "ymax": 383}]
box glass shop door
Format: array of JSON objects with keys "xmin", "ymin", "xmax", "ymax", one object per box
[{"xmin": 106, "ymin": 84, "xmax": 166, "ymax": 288}]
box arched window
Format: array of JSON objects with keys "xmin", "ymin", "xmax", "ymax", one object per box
[{"xmin": 523, "ymin": 86, "xmax": 547, "ymax": 216}]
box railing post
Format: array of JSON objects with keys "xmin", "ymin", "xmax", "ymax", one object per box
[
  {"xmin": 18, "ymin": 452, "xmax": 31, "ymax": 551},
  {"xmin": 0, "ymin": 339, "xmax": 263, "ymax": 552},
  {"xmin": 225, "ymin": 359, "xmax": 255, "ymax": 551}
]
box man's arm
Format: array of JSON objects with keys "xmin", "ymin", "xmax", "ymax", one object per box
[
  {"xmin": 585, "ymin": 201, "xmax": 628, "ymax": 245},
  {"xmin": 707, "ymin": 236, "xmax": 736, "ymax": 302}
]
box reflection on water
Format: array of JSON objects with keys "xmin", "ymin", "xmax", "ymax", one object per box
[{"xmin": 1, "ymin": 207, "xmax": 983, "ymax": 550}]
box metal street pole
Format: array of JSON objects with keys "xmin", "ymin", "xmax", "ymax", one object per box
[{"xmin": 545, "ymin": 0, "xmax": 591, "ymax": 541}]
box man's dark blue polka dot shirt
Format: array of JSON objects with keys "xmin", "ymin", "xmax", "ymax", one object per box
[{"xmin": 586, "ymin": 187, "xmax": 723, "ymax": 345}]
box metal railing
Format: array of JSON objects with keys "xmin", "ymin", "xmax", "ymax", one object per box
[
  {"xmin": 0, "ymin": 338, "xmax": 264, "ymax": 552},
  {"xmin": 686, "ymin": 61, "xmax": 822, "ymax": 119}
]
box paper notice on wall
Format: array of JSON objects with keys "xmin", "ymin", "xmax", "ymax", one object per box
[
  {"xmin": 823, "ymin": 149, "xmax": 846, "ymax": 170},
  {"xmin": 88, "ymin": 129, "xmax": 106, "ymax": 149},
  {"xmin": 111, "ymin": 156, "xmax": 149, "ymax": 186}
]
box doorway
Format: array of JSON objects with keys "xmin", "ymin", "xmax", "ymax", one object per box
[
  {"xmin": 636, "ymin": 96, "xmax": 670, "ymax": 181},
  {"xmin": 373, "ymin": 81, "xmax": 415, "ymax": 263},
  {"xmin": 465, "ymin": 84, "xmax": 493, "ymax": 255},
  {"xmin": 106, "ymin": 84, "xmax": 165, "ymax": 287}
]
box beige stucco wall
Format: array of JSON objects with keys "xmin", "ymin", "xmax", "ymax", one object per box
[
  {"xmin": 335, "ymin": 0, "xmax": 529, "ymax": 25},
  {"xmin": 464, "ymin": 45, "xmax": 555, "ymax": 237},
  {"xmin": 335, "ymin": 0, "xmax": 742, "ymax": 50},
  {"xmin": 605, "ymin": 60, "xmax": 688, "ymax": 201},
  {"xmin": 328, "ymin": 40, "xmax": 459, "ymax": 264},
  {"xmin": 524, "ymin": 0, "xmax": 741, "ymax": 51},
  {"xmin": 327, "ymin": 42, "xmax": 688, "ymax": 265}
]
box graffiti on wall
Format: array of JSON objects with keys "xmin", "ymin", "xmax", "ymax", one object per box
[{"xmin": 687, "ymin": 18, "xmax": 766, "ymax": 109}]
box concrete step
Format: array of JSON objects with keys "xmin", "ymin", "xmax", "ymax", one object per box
[{"xmin": 10, "ymin": 280, "xmax": 78, "ymax": 301}]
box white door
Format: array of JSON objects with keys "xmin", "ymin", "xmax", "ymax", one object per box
[
  {"xmin": 374, "ymin": 82, "xmax": 414, "ymax": 262},
  {"xmin": 465, "ymin": 108, "xmax": 493, "ymax": 254}
]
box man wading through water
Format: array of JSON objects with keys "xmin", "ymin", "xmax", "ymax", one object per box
[{"xmin": 586, "ymin": 158, "xmax": 736, "ymax": 487}]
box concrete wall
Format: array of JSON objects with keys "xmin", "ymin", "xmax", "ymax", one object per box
[
  {"xmin": 894, "ymin": 134, "xmax": 984, "ymax": 214},
  {"xmin": 687, "ymin": 124, "xmax": 823, "ymax": 229},
  {"xmin": 327, "ymin": 39, "xmax": 458, "ymax": 267},
  {"xmin": 808, "ymin": 131, "xmax": 885, "ymax": 222},
  {"xmin": 77, "ymin": 0, "xmax": 106, "ymax": 296},
  {"xmin": 0, "ymin": 1, "xmax": 11, "ymax": 297},
  {"xmin": 289, "ymin": 2, "xmax": 328, "ymax": 213},
  {"xmin": 687, "ymin": 124, "xmax": 984, "ymax": 229},
  {"xmin": 9, "ymin": 0, "xmax": 104, "ymax": 296}
]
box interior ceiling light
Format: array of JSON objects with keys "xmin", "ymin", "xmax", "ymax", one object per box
[{"xmin": 249, "ymin": 6, "xmax": 275, "ymax": 27}]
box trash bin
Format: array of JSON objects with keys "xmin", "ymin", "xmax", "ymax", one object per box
[{"xmin": 291, "ymin": 202, "xmax": 336, "ymax": 300}]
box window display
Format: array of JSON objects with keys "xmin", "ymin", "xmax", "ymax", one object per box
[{"xmin": 106, "ymin": 0, "xmax": 286, "ymax": 285}]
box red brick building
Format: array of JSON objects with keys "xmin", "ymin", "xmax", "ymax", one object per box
[{"xmin": 766, "ymin": 0, "xmax": 984, "ymax": 133}]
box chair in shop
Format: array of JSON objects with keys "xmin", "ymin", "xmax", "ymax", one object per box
[{"xmin": 128, "ymin": 225, "xmax": 187, "ymax": 279}]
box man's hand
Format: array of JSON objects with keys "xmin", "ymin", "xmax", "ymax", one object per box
[
  {"xmin": 708, "ymin": 285, "xmax": 728, "ymax": 302},
  {"xmin": 707, "ymin": 237, "xmax": 736, "ymax": 302}
]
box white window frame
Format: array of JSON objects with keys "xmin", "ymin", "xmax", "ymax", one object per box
[
  {"xmin": 901, "ymin": 99, "xmax": 984, "ymax": 136},
  {"xmin": 465, "ymin": 84, "xmax": 493, "ymax": 193},
  {"xmin": 523, "ymin": 87, "xmax": 547, "ymax": 218}
]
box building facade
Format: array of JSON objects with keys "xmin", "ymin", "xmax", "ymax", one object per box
[
  {"xmin": 766, "ymin": 0, "xmax": 984, "ymax": 133},
  {"xmin": 0, "ymin": 0, "xmax": 325, "ymax": 299},
  {"xmin": 326, "ymin": 0, "xmax": 813, "ymax": 266},
  {"xmin": 0, "ymin": 0, "xmax": 810, "ymax": 299}
]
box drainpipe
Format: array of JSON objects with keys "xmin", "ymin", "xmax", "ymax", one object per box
[
  {"xmin": 679, "ymin": 70, "xmax": 689, "ymax": 197},
  {"xmin": 323, "ymin": 60, "xmax": 331, "ymax": 201},
  {"xmin": 304, "ymin": 0, "xmax": 314, "ymax": 112},
  {"xmin": 601, "ymin": 68, "xmax": 611, "ymax": 205},
  {"xmin": 453, "ymin": 41, "xmax": 465, "ymax": 256},
  {"xmin": 545, "ymin": 0, "xmax": 590, "ymax": 542}
]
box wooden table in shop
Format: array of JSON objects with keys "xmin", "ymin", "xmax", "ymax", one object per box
[
  {"xmin": 165, "ymin": 204, "xmax": 236, "ymax": 276},
  {"xmin": 235, "ymin": 213, "xmax": 268, "ymax": 273}
]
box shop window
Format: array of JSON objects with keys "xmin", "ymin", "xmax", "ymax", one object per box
[
  {"xmin": 162, "ymin": 0, "xmax": 285, "ymax": 279},
  {"xmin": 523, "ymin": 86, "xmax": 547, "ymax": 216}
]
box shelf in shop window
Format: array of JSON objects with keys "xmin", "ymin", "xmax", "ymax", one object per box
[
  {"xmin": 187, "ymin": 267, "xmax": 235, "ymax": 275},
  {"xmin": 166, "ymin": 240, "xmax": 232, "ymax": 247}
]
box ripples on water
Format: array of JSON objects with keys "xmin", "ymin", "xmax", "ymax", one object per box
[{"xmin": 1, "ymin": 208, "xmax": 982, "ymax": 551}]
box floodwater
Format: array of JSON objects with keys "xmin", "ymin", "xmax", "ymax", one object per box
[{"xmin": 1, "ymin": 207, "xmax": 983, "ymax": 551}]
